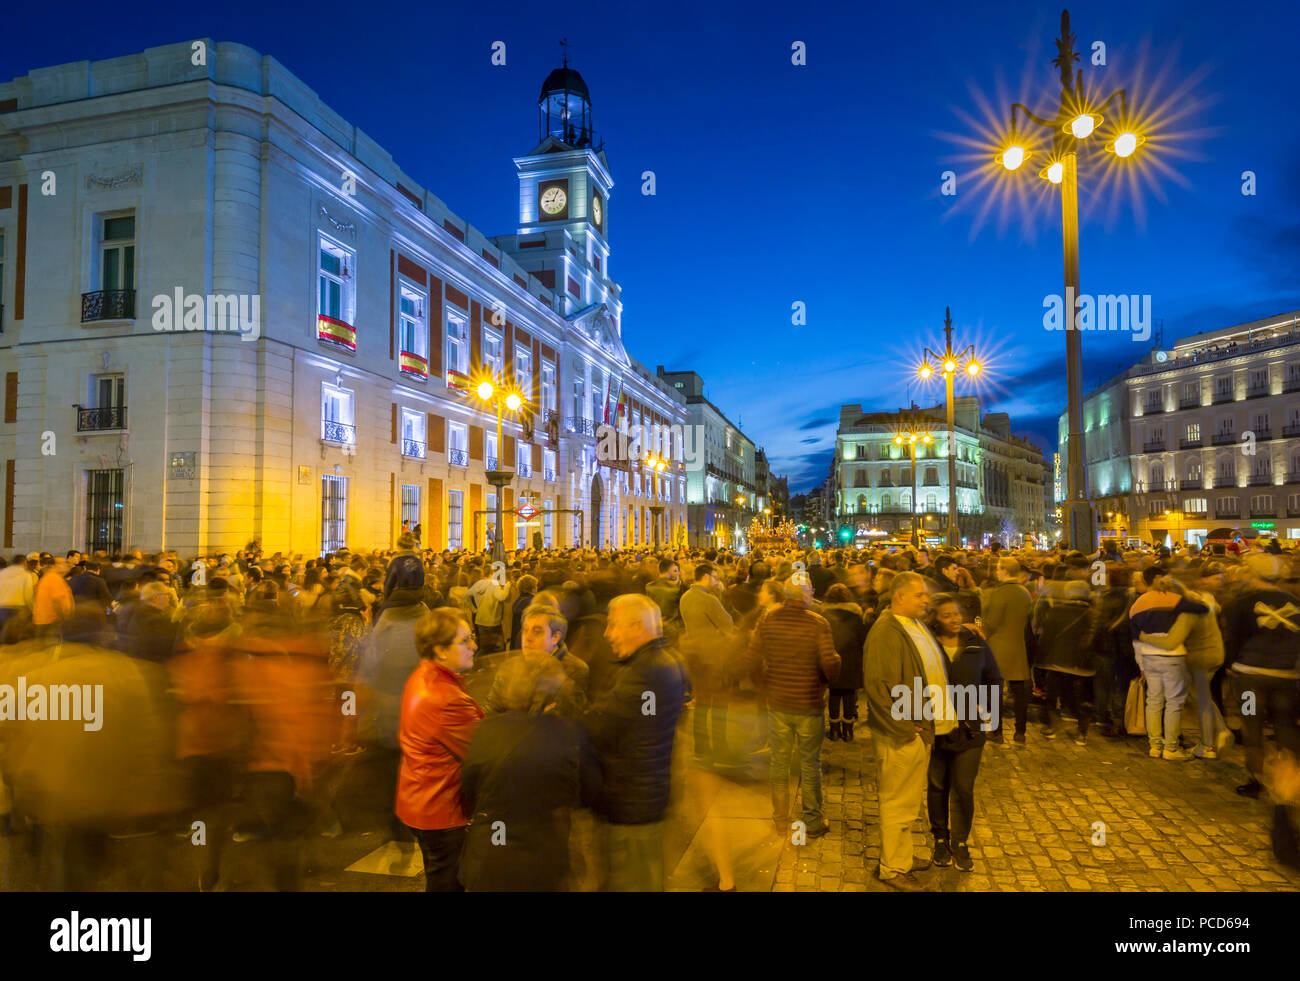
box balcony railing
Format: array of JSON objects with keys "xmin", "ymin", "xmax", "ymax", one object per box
[
  {"xmin": 81, "ymin": 289, "xmax": 136, "ymax": 322},
  {"xmin": 1211, "ymin": 432, "xmax": 1237, "ymax": 446},
  {"xmin": 1179, "ymin": 438, "xmax": 1202, "ymax": 449},
  {"xmin": 401, "ymin": 438, "xmax": 426, "ymax": 459},
  {"xmin": 1211, "ymin": 475, "xmax": 1237, "ymax": 489},
  {"xmin": 1180, "ymin": 479, "xmax": 1204, "ymax": 490},
  {"xmin": 1215, "ymin": 509, "xmax": 1241, "ymax": 519},
  {"xmin": 1144, "ymin": 403, "xmax": 1165, "ymax": 415},
  {"xmin": 544, "ymin": 468, "xmax": 557, "ymax": 482},
  {"xmin": 1288, "ymin": 507, "xmax": 1300, "ymax": 517},
  {"xmin": 1248, "ymin": 474, "xmax": 1274, "ymax": 487},
  {"xmin": 1287, "ymin": 471, "xmax": 1300, "ymax": 484},
  {"xmin": 1178, "ymin": 398, "xmax": 1200, "ymax": 410},
  {"xmin": 564, "ymin": 417, "xmax": 596, "ymax": 438},
  {"xmin": 322, "ymin": 420, "xmax": 356, "ymax": 444},
  {"xmin": 446, "ymin": 448, "xmax": 469, "ymax": 467},
  {"xmin": 517, "ymin": 462, "xmax": 533, "ymax": 478},
  {"xmin": 1247, "ymin": 384, "xmax": 1270, "ymax": 399},
  {"xmin": 1212, "ymin": 392, "xmax": 1235, "ymax": 405},
  {"xmin": 1250, "ymin": 509, "xmax": 1277, "ymax": 518},
  {"xmin": 77, "ymin": 406, "xmax": 127, "ymax": 431},
  {"xmin": 1143, "ymin": 440, "xmax": 1167, "ymax": 453},
  {"xmin": 486, "ymin": 457, "xmax": 498, "ymax": 471},
  {"xmin": 1286, "ymin": 378, "xmax": 1300, "ymax": 394},
  {"xmin": 1284, "ymin": 424, "xmax": 1300, "ymax": 438}
]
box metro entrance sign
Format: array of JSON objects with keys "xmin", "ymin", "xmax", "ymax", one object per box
[{"xmin": 515, "ymin": 502, "xmax": 538, "ymax": 520}]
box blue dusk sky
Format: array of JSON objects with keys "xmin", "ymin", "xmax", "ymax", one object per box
[{"xmin": 5, "ymin": 0, "xmax": 1297, "ymax": 491}]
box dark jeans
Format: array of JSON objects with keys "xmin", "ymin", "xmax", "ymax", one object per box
[
  {"xmin": 1093, "ymin": 654, "xmax": 1136, "ymax": 729},
  {"xmin": 1007, "ymin": 680, "xmax": 1029, "ymax": 736},
  {"xmin": 410, "ymin": 825, "xmax": 467, "ymax": 892},
  {"xmin": 828, "ymin": 689, "xmax": 858, "ymax": 720},
  {"xmin": 927, "ymin": 740, "xmax": 984, "ymax": 844},
  {"xmin": 1044, "ymin": 671, "xmax": 1092, "ymax": 734},
  {"xmin": 243, "ymin": 770, "xmax": 307, "ymax": 891},
  {"xmin": 1234, "ymin": 674, "xmax": 1300, "ymax": 755},
  {"xmin": 693, "ymin": 700, "xmax": 730, "ymax": 764}
]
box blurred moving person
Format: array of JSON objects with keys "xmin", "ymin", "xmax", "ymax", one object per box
[
  {"xmin": 822, "ymin": 584, "xmax": 865, "ymax": 742},
  {"xmin": 459, "ymin": 655, "xmax": 601, "ymax": 891},
  {"xmin": 748, "ymin": 575, "xmax": 840, "ymax": 839},
  {"xmin": 582, "ymin": 594, "xmax": 688, "ymax": 891}
]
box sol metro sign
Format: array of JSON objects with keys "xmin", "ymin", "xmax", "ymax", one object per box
[{"xmin": 515, "ymin": 502, "xmax": 538, "ymax": 520}]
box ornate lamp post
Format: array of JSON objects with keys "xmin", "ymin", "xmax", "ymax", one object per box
[
  {"xmin": 894, "ymin": 408, "xmax": 933, "ymax": 548},
  {"xmin": 645, "ymin": 453, "xmax": 668, "ymax": 546},
  {"xmin": 918, "ymin": 306, "xmax": 981, "ymax": 547},
  {"xmin": 475, "ymin": 373, "xmax": 526, "ymax": 562},
  {"xmin": 995, "ymin": 9, "xmax": 1146, "ymax": 553}
]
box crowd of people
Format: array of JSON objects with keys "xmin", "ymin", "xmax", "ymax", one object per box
[{"xmin": 0, "ymin": 529, "xmax": 1298, "ymax": 891}]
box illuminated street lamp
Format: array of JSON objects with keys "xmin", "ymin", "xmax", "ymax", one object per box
[
  {"xmin": 994, "ymin": 9, "xmax": 1146, "ymax": 553},
  {"xmin": 474, "ymin": 371, "xmax": 527, "ymax": 562},
  {"xmin": 645, "ymin": 454, "xmax": 669, "ymax": 546},
  {"xmin": 893, "ymin": 409, "xmax": 933, "ymax": 548},
  {"xmin": 916, "ymin": 306, "xmax": 981, "ymax": 547}
]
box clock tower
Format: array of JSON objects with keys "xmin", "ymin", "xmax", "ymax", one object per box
[{"xmin": 498, "ymin": 59, "xmax": 620, "ymax": 326}]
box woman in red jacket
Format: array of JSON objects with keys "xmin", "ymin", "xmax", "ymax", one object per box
[{"xmin": 395, "ymin": 607, "xmax": 484, "ymax": 891}]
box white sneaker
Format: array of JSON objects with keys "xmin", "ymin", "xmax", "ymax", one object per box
[
  {"xmin": 1148, "ymin": 746, "xmax": 1162, "ymax": 758},
  {"xmin": 1163, "ymin": 748, "xmax": 1193, "ymax": 761}
]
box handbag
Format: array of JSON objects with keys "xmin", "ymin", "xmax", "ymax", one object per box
[{"xmin": 1124, "ymin": 678, "xmax": 1147, "ymax": 736}]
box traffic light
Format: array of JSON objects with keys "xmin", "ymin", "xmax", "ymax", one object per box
[{"xmin": 839, "ymin": 527, "xmax": 851, "ymax": 541}]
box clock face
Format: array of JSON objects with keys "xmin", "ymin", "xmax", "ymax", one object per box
[
  {"xmin": 540, "ymin": 185, "xmax": 567, "ymax": 215},
  {"xmin": 592, "ymin": 195, "xmax": 602, "ymax": 227}
]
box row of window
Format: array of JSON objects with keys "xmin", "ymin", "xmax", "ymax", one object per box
[
  {"xmin": 1143, "ymin": 493, "xmax": 1300, "ymax": 517},
  {"xmin": 1145, "ymin": 407, "xmax": 1300, "ymax": 446},
  {"xmin": 1143, "ymin": 364, "xmax": 1300, "ymax": 410}
]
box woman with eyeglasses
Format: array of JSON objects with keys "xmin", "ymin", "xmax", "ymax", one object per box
[{"xmin": 395, "ymin": 608, "xmax": 485, "ymax": 891}]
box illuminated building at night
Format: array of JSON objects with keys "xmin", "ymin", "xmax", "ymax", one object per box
[{"xmin": 0, "ymin": 41, "xmax": 687, "ymax": 554}]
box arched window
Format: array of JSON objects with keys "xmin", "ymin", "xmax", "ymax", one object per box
[{"xmin": 881, "ymin": 493, "xmax": 892, "ymax": 509}]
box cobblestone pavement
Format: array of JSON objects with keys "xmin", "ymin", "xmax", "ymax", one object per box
[{"xmin": 771, "ymin": 725, "xmax": 1300, "ymax": 893}]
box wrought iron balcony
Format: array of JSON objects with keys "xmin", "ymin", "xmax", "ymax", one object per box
[
  {"xmin": 486, "ymin": 457, "xmax": 498, "ymax": 471},
  {"xmin": 1250, "ymin": 509, "xmax": 1277, "ymax": 519},
  {"xmin": 544, "ymin": 468, "xmax": 557, "ymax": 482},
  {"xmin": 1211, "ymin": 475, "xmax": 1237, "ymax": 489},
  {"xmin": 77, "ymin": 406, "xmax": 127, "ymax": 431},
  {"xmin": 1142, "ymin": 440, "xmax": 1167, "ymax": 453},
  {"xmin": 564, "ymin": 416, "xmax": 596, "ymax": 438},
  {"xmin": 1247, "ymin": 384, "xmax": 1270, "ymax": 399},
  {"xmin": 1286, "ymin": 378, "xmax": 1300, "ymax": 394},
  {"xmin": 1211, "ymin": 432, "xmax": 1237, "ymax": 446},
  {"xmin": 1215, "ymin": 509, "xmax": 1241, "ymax": 519},
  {"xmin": 1212, "ymin": 392, "xmax": 1235, "ymax": 405},
  {"xmin": 401, "ymin": 438, "xmax": 426, "ymax": 459},
  {"xmin": 1248, "ymin": 474, "xmax": 1274, "ymax": 487},
  {"xmin": 1144, "ymin": 403, "xmax": 1165, "ymax": 415},
  {"xmin": 517, "ymin": 462, "xmax": 533, "ymax": 478},
  {"xmin": 81, "ymin": 289, "xmax": 136, "ymax": 322},
  {"xmin": 1179, "ymin": 438, "xmax": 1202, "ymax": 449},
  {"xmin": 1287, "ymin": 471, "xmax": 1300, "ymax": 484},
  {"xmin": 322, "ymin": 420, "xmax": 356, "ymax": 444},
  {"xmin": 1178, "ymin": 398, "xmax": 1200, "ymax": 410},
  {"xmin": 448, "ymin": 448, "xmax": 469, "ymax": 467},
  {"xmin": 1288, "ymin": 507, "xmax": 1300, "ymax": 517},
  {"xmin": 1180, "ymin": 479, "xmax": 1204, "ymax": 490},
  {"xmin": 1284, "ymin": 424, "xmax": 1300, "ymax": 438}
]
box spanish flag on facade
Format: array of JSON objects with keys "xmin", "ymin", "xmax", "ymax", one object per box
[{"xmin": 616, "ymin": 380, "xmax": 627, "ymax": 419}]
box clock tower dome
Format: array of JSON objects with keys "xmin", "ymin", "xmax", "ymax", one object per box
[{"xmin": 497, "ymin": 59, "xmax": 620, "ymax": 325}]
